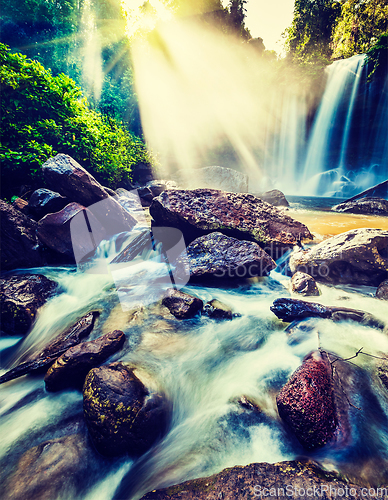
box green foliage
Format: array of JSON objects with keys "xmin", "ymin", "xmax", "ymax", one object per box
[
  {"xmin": 331, "ymin": 0, "xmax": 388, "ymax": 59},
  {"xmin": 0, "ymin": 44, "xmax": 153, "ymax": 198},
  {"xmin": 365, "ymin": 31, "xmax": 388, "ymax": 81}
]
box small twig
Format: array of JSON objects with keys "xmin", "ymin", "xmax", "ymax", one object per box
[{"xmin": 330, "ymin": 347, "xmax": 364, "ymax": 366}]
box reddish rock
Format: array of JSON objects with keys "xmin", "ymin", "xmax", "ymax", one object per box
[
  {"xmin": 180, "ymin": 232, "xmax": 276, "ymax": 280},
  {"xmin": 162, "ymin": 288, "xmax": 203, "ymax": 319},
  {"xmin": 290, "ymin": 272, "xmax": 320, "ymax": 296},
  {"xmin": 42, "ymin": 154, "xmax": 108, "ymax": 207},
  {"xmin": 0, "ymin": 274, "xmax": 59, "ymax": 336},
  {"xmin": 0, "ymin": 199, "xmax": 44, "ymax": 270},
  {"xmin": 276, "ymin": 352, "xmax": 337, "ymax": 450},
  {"xmin": 150, "ymin": 189, "xmax": 313, "ymax": 259},
  {"xmin": 45, "ymin": 330, "xmax": 126, "ymax": 391}
]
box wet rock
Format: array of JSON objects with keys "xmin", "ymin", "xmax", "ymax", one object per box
[
  {"xmin": 44, "ymin": 330, "xmax": 126, "ymax": 392},
  {"xmin": 203, "ymin": 299, "xmax": 233, "ymax": 320},
  {"xmin": 377, "ymin": 361, "xmax": 388, "ymax": 391},
  {"xmin": 258, "ymin": 189, "xmax": 289, "ymax": 207},
  {"xmin": 276, "ymin": 351, "xmax": 337, "ymax": 450},
  {"xmin": 270, "ymin": 298, "xmax": 385, "ymax": 329},
  {"xmin": 150, "ymin": 189, "xmax": 312, "ymax": 259},
  {"xmin": 0, "ymin": 199, "xmax": 44, "ymax": 270},
  {"xmin": 138, "ymin": 186, "xmax": 154, "ymax": 206},
  {"xmin": 290, "ymin": 272, "xmax": 320, "ymax": 296},
  {"xmin": 1, "ymin": 435, "xmax": 90, "ymax": 500},
  {"xmin": 0, "ymin": 311, "xmax": 99, "ymax": 385},
  {"xmin": 42, "ymin": 154, "xmax": 108, "ymax": 207},
  {"xmin": 138, "ymin": 460, "xmax": 380, "ymax": 500},
  {"xmin": 146, "ymin": 180, "xmax": 168, "ymax": 197},
  {"xmin": 180, "ymin": 232, "xmax": 276, "ymax": 281},
  {"xmin": 28, "ymin": 188, "xmax": 68, "ymax": 219},
  {"xmin": 332, "ymin": 197, "xmax": 388, "ymax": 215},
  {"xmin": 37, "ymin": 202, "xmax": 86, "ymax": 258},
  {"xmin": 376, "ymin": 279, "xmax": 388, "ymax": 300},
  {"xmin": 289, "ymin": 228, "xmax": 388, "ymax": 286},
  {"xmin": 161, "ymin": 288, "xmax": 203, "ymax": 319},
  {"xmin": 0, "ymin": 274, "xmax": 59, "ymax": 336},
  {"xmin": 236, "ymin": 395, "xmax": 261, "ymax": 412},
  {"xmin": 83, "ymin": 363, "xmax": 170, "ymax": 456}
]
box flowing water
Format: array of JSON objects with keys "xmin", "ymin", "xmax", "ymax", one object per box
[{"xmin": 1, "ymin": 204, "xmax": 388, "ymax": 499}]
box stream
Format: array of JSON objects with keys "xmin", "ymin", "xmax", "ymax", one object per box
[{"xmin": 1, "ymin": 199, "xmax": 388, "ymax": 499}]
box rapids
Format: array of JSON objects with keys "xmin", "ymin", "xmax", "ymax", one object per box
[{"xmin": 0, "ymin": 201, "xmax": 388, "ymax": 499}]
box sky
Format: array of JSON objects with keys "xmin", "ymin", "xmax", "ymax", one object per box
[{"xmin": 223, "ymin": 0, "xmax": 295, "ymax": 54}]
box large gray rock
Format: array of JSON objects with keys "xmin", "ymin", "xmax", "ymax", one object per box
[
  {"xmin": 289, "ymin": 228, "xmax": 388, "ymax": 286},
  {"xmin": 174, "ymin": 166, "xmax": 248, "ymax": 192},
  {"xmin": 83, "ymin": 363, "xmax": 170, "ymax": 456},
  {"xmin": 180, "ymin": 232, "xmax": 276, "ymax": 280},
  {"xmin": 258, "ymin": 189, "xmax": 289, "ymax": 207},
  {"xmin": 162, "ymin": 289, "xmax": 203, "ymax": 319},
  {"xmin": 0, "ymin": 200, "xmax": 44, "ymax": 270},
  {"xmin": 276, "ymin": 351, "xmax": 337, "ymax": 450},
  {"xmin": 332, "ymin": 197, "xmax": 388, "ymax": 215},
  {"xmin": 150, "ymin": 189, "xmax": 313, "ymax": 259},
  {"xmin": 0, "ymin": 274, "xmax": 59, "ymax": 336},
  {"xmin": 138, "ymin": 460, "xmax": 383, "ymax": 500},
  {"xmin": 44, "ymin": 329, "xmax": 126, "ymax": 391},
  {"xmin": 42, "ymin": 154, "xmax": 108, "ymax": 207}
]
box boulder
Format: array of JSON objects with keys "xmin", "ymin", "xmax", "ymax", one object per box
[
  {"xmin": 83, "ymin": 363, "xmax": 170, "ymax": 456},
  {"xmin": 0, "ymin": 274, "xmax": 59, "ymax": 336},
  {"xmin": 290, "ymin": 272, "xmax": 320, "ymax": 296},
  {"xmin": 150, "ymin": 189, "xmax": 313, "ymax": 259},
  {"xmin": 37, "ymin": 202, "xmax": 86, "ymax": 258},
  {"xmin": 28, "ymin": 188, "xmax": 68, "ymax": 219},
  {"xmin": 0, "ymin": 311, "xmax": 99, "ymax": 385},
  {"xmin": 44, "ymin": 330, "xmax": 126, "ymax": 391},
  {"xmin": 180, "ymin": 232, "xmax": 276, "ymax": 280},
  {"xmin": 0, "ymin": 200, "xmax": 44, "ymax": 270},
  {"xmin": 376, "ymin": 279, "xmax": 388, "ymax": 300},
  {"xmin": 276, "ymin": 351, "xmax": 337, "ymax": 450},
  {"xmin": 270, "ymin": 298, "xmax": 385, "ymax": 329},
  {"xmin": 258, "ymin": 189, "xmax": 289, "ymax": 207},
  {"xmin": 174, "ymin": 166, "xmax": 249, "ymax": 193},
  {"xmin": 0, "ymin": 435, "xmax": 90, "ymax": 500},
  {"xmin": 137, "ymin": 460, "xmax": 381, "ymax": 500},
  {"xmin": 42, "ymin": 154, "xmax": 108, "ymax": 207},
  {"xmin": 332, "ymin": 197, "xmax": 388, "ymax": 215},
  {"xmin": 161, "ymin": 288, "xmax": 203, "ymax": 319},
  {"xmin": 289, "ymin": 228, "xmax": 388, "ymax": 286},
  {"xmin": 137, "ymin": 186, "xmax": 154, "ymax": 206},
  {"xmin": 203, "ymin": 299, "xmax": 233, "ymax": 320}
]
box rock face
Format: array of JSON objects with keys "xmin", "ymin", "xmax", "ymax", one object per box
[
  {"xmin": 37, "ymin": 202, "xmax": 86, "ymax": 258},
  {"xmin": 28, "ymin": 188, "xmax": 68, "ymax": 219},
  {"xmin": 83, "ymin": 363, "xmax": 170, "ymax": 456},
  {"xmin": 44, "ymin": 330, "xmax": 126, "ymax": 391},
  {"xmin": 0, "ymin": 200, "xmax": 44, "ymax": 270},
  {"xmin": 161, "ymin": 289, "xmax": 203, "ymax": 319},
  {"xmin": 0, "ymin": 274, "xmax": 59, "ymax": 336},
  {"xmin": 0, "ymin": 311, "xmax": 99, "ymax": 385},
  {"xmin": 174, "ymin": 166, "xmax": 249, "ymax": 193},
  {"xmin": 137, "ymin": 460, "xmax": 381, "ymax": 500},
  {"xmin": 0, "ymin": 435, "xmax": 90, "ymax": 500},
  {"xmin": 290, "ymin": 272, "xmax": 320, "ymax": 296},
  {"xmin": 150, "ymin": 189, "xmax": 313, "ymax": 259},
  {"xmin": 289, "ymin": 228, "xmax": 388, "ymax": 286},
  {"xmin": 270, "ymin": 298, "xmax": 385, "ymax": 329},
  {"xmin": 258, "ymin": 189, "xmax": 289, "ymax": 207},
  {"xmin": 332, "ymin": 197, "xmax": 388, "ymax": 215},
  {"xmin": 203, "ymin": 299, "xmax": 233, "ymax": 320},
  {"xmin": 180, "ymin": 232, "xmax": 276, "ymax": 280},
  {"xmin": 376, "ymin": 279, "xmax": 388, "ymax": 300},
  {"xmin": 276, "ymin": 352, "xmax": 337, "ymax": 450},
  {"xmin": 42, "ymin": 154, "xmax": 108, "ymax": 207}
]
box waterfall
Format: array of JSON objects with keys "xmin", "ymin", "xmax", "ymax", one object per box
[{"xmin": 269, "ymin": 54, "xmax": 388, "ymax": 198}]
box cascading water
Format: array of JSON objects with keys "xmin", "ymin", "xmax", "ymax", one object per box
[{"xmin": 268, "ymin": 54, "xmax": 388, "ymax": 197}]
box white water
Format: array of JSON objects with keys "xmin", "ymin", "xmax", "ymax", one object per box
[{"xmin": 1, "ymin": 221, "xmax": 388, "ymax": 498}]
